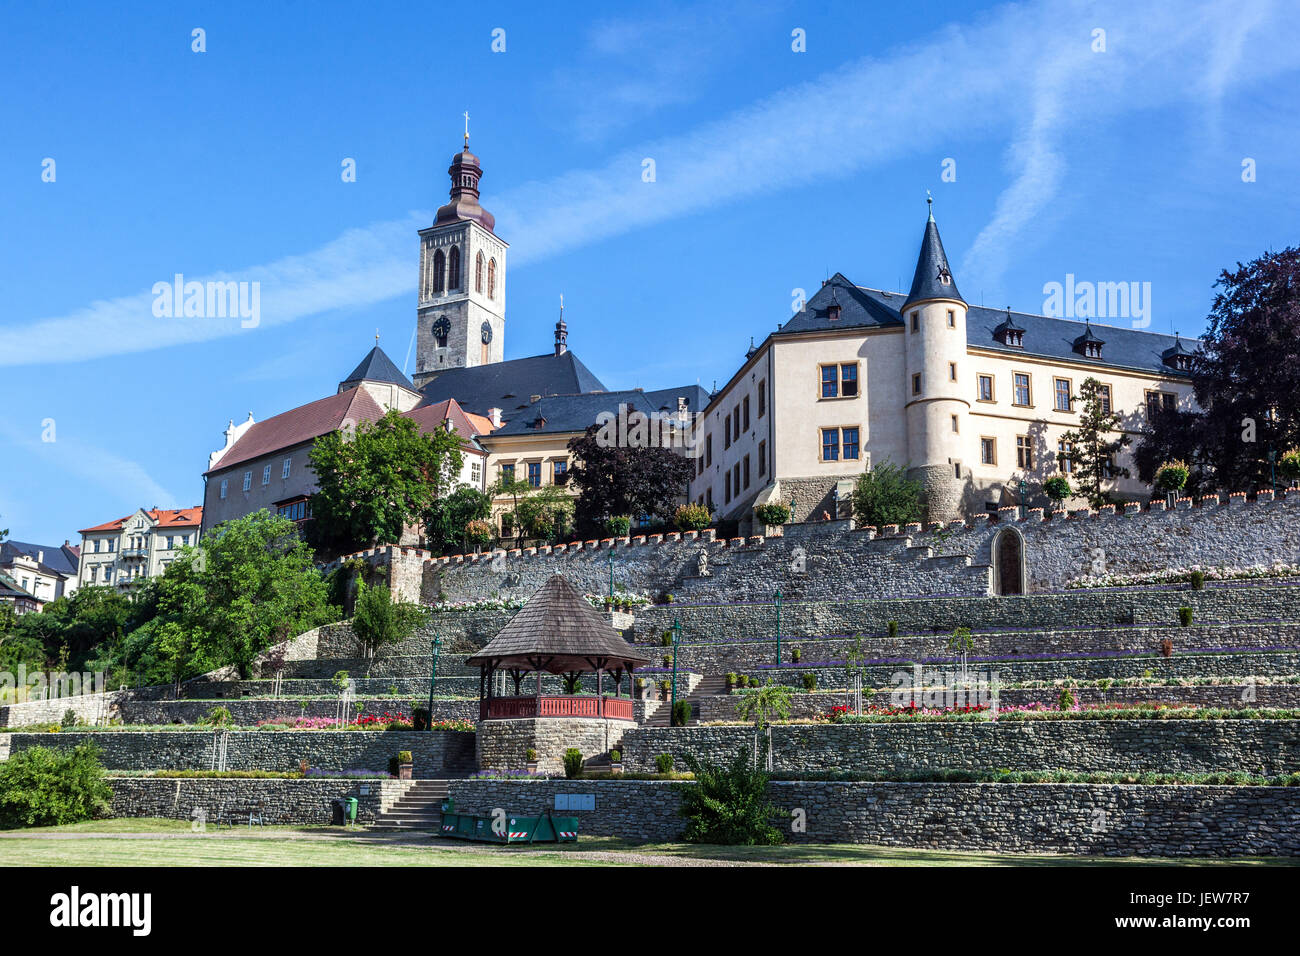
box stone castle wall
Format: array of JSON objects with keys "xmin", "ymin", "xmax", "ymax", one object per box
[{"xmin": 108, "ymin": 777, "xmax": 411, "ymax": 826}]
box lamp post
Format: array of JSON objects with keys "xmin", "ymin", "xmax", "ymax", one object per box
[
  {"xmin": 1269, "ymin": 445, "xmax": 1277, "ymax": 497},
  {"xmin": 427, "ymin": 634, "xmax": 443, "ymax": 730},
  {"xmin": 607, "ymin": 546, "xmax": 614, "ymax": 601},
  {"xmin": 775, "ymin": 588, "xmax": 782, "ymax": 666},
  {"xmin": 789, "ymin": 495, "xmax": 797, "ymax": 523},
  {"xmin": 1018, "ymin": 477, "xmax": 1027, "ymax": 519},
  {"xmin": 669, "ymin": 617, "xmax": 682, "ymax": 721}
]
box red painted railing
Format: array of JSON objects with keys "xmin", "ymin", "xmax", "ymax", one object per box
[{"xmin": 480, "ymin": 695, "xmax": 635, "ymax": 721}]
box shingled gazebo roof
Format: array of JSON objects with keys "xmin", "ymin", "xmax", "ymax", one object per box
[{"xmin": 465, "ymin": 574, "xmax": 650, "ymax": 673}]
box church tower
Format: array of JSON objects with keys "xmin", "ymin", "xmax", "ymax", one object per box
[
  {"xmin": 412, "ymin": 130, "xmax": 508, "ymax": 390},
  {"xmin": 901, "ymin": 201, "xmax": 969, "ymax": 520}
]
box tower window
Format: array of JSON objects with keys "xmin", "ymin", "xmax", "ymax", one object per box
[
  {"xmin": 433, "ymin": 249, "xmax": 445, "ymax": 294},
  {"xmin": 951, "ymin": 414, "xmax": 959, "ymax": 433},
  {"xmin": 488, "ymin": 258, "xmax": 497, "ymax": 300},
  {"xmin": 475, "ymin": 251, "xmax": 484, "ymax": 293},
  {"xmin": 910, "ymin": 312, "xmax": 919, "ymax": 332},
  {"xmin": 448, "ymin": 246, "xmax": 461, "ymax": 291},
  {"xmin": 758, "ymin": 380, "xmax": 766, "ymax": 417},
  {"xmin": 948, "ymin": 362, "xmax": 957, "ymax": 382},
  {"xmin": 947, "ymin": 310, "xmax": 955, "ymax": 327},
  {"xmin": 912, "ymin": 373, "xmax": 922, "ymax": 395}
]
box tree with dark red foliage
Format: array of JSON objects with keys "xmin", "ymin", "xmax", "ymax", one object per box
[
  {"xmin": 566, "ymin": 424, "xmax": 695, "ymax": 535},
  {"xmin": 1136, "ymin": 247, "xmax": 1300, "ymax": 493}
]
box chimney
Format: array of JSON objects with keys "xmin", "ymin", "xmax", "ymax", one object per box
[
  {"xmin": 554, "ymin": 319, "xmax": 568, "ymax": 356},
  {"xmin": 37, "ymin": 550, "xmax": 44, "ymax": 563},
  {"xmin": 529, "ymin": 394, "xmax": 541, "ymax": 404},
  {"xmin": 487, "ymin": 407, "xmax": 503, "ymax": 428},
  {"xmin": 677, "ymin": 397, "xmax": 688, "ymax": 414}
]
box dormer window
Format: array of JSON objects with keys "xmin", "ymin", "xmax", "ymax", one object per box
[
  {"xmin": 937, "ymin": 267, "xmax": 952, "ymax": 286},
  {"xmin": 1162, "ymin": 335, "xmax": 1195, "ymax": 372},
  {"xmin": 1073, "ymin": 322, "xmax": 1104, "ymax": 359},
  {"xmin": 993, "ymin": 308, "xmax": 1025, "ymax": 348}
]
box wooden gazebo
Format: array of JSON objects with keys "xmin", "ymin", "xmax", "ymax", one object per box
[{"xmin": 466, "ymin": 574, "xmax": 649, "ymax": 721}]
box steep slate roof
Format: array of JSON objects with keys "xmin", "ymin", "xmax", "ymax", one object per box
[
  {"xmin": 205, "ymin": 387, "xmax": 385, "ymax": 474},
  {"xmin": 779, "ymin": 274, "xmax": 905, "ymax": 335},
  {"xmin": 903, "ymin": 215, "xmax": 965, "ymax": 308},
  {"xmin": 490, "ymin": 389, "xmax": 661, "ymax": 437},
  {"xmin": 339, "ymin": 346, "xmax": 413, "ymax": 390},
  {"xmin": 0, "ymin": 540, "xmax": 79, "ymax": 578},
  {"xmin": 465, "ymin": 574, "xmax": 649, "ymax": 672},
  {"xmin": 640, "ymin": 383, "xmax": 711, "ymax": 415},
  {"xmin": 418, "ymin": 351, "xmax": 606, "ymax": 417},
  {"xmin": 78, "ymin": 507, "xmax": 203, "ymax": 535}
]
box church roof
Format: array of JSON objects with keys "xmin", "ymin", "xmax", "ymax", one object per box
[
  {"xmin": 418, "ymin": 351, "xmax": 607, "ymax": 417},
  {"xmin": 464, "ymin": 574, "xmax": 650, "ymax": 672},
  {"xmin": 205, "ymin": 388, "xmax": 385, "ymax": 474},
  {"xmin": 339, "ymin": 346, "xmax": 413, "ymax": 390},
  {"xmin": 903, "ymin": 215, "xmax": 964, "ymax": 309}
]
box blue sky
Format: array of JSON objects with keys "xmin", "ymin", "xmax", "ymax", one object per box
[{"xmin": 2, "ymin": 0, "xmax": 1297, "ymax": 546}]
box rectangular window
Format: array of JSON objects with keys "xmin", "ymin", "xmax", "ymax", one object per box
[
  {"xmin": 821, "ymin": 365, "xmax": 838, "ymax": 398},
  {"xmin": 949, "ymin": 362, "xmax": 957, "ymax": 382},
  {"xmin": 742, "ymin": 395, "xmax": 750, "ymax": 431},
  {"xmin": 1058, "ymin": 440, "xmax": 1074, "ymax": 473},
  {"xmin": 219, "ymin": 479, "xmax": 228, "ymax": 499},
  {"xmin": 166, "ymin": 536, "xmax": 174, "ymax": 550},
  {"xmin": 472, "ymin": 460, "xmax": 483, "ymax": 483},
  {"xmin": 706, "ymin": 487, "xmax": 713, "ymax": 510},
  {"xmin": 725, "ymin": 470, "xmax": 732, "ymax": 503},
  {"xmin": 1098, "ymin": 384, "xmax": 1112, "ymax": 415},
  {"xmin": 705, "ymin": 434, "xmax": 713, "ymax": 467},
  {"xmin": 724, "ymin": 417, "xmax": 731, "ymax": 449},
  {"xmin": 733, "ymin": 406, "xmax": 740, "ymax": 439},
  {"xmin": 733, "ymin": 463, "xmax": 740, "ymax": 497},
  {"xmin": 1016, "ymin": 436, "xmax": 1033, "ymax": 469},
  {"xmin": 821, "ymin": 428, "xmax": 840, "ymax": 461},
  {"xmin": 743, "ymin": 455, "xmax": 750, "ymax": 490},
  {"xmin": 947, "ymin": 310, "xmax": 955, "ymax": 328},
  {"xmin": 243, "ymin": 471, "xmax": 252, "ymax": 491},
  {"xmin": 1054, "ymin": 378, "xmax": 1072, "ymax": 412},
  {"xmin": 910, "ymin": 311, "xmax": 919, "ymax": 332},
  {"xmin": 501, "ymin": 463, "xmax": 515, "ymax": 482},
  {"xmin": 501, "ymin": 514, "xmax": 513, "ymax": 536},
  {"xmin": 841, "ymin": 364, "xmax": 858, "ymax": 397},
  {"xmin": 1013, "ymin": 373, "xmax": 1031, "ymax": 407},
  {"xmin": 282, "ymin": 457, "xmax": 292, "ymax": 479},
  {"xmin": 93, "ymin": 540, "xmax": 101, "ymax": 553},
  {"xmin": 553, "ymin": 460, "xmax": 567, "ymax": 483},
  {"xmin": 758, "ymin": 381, "xmax": 766, "ymax": 418},
  {"xmin": 977, "ymin": 374, "xmax": 994, "ymax": 402},
  {"xmin": 108, "ymin": 540, "xmax": 115, "ymax": 552},
  {"xmin": 980, "ymin": 437, "xmax": 996, "ymax": 465},
  {"xmin": 758, "ymin": 440, "xmax": 767, "ymax": 477},
  {"xmin": 951, "ymin": 414, "xmax": 959, "ymax": 433},
  {"xmin": 262, "ymin": 465, "xmax": 271, "ymax": 485},
  {"xmin": 1146, "ymin": 390, "xmax": 1176, "ymax": 417},
  {"xmin": 527, "ymin": 462, "xmax": 542, "ymax": 487},
  {"xmin": 912, "ymin": 373, "xmax": 922, "ymax": 395},
  {"xmin": 842, "ymin": 427, "xmax": 859, "ymax": 460}
]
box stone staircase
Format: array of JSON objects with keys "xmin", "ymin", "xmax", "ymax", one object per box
[
  {"xmin": 371, "ymin": 779, "xmax": 457, "ymax": 830},
  {"xmin": 642, "ymin": 674, "xmax": 729, "ymax": 727}
]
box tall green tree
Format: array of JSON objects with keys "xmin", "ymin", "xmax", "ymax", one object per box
[
  {"xmin": 566, "ymin": 424, "xmax": 694, "ymax": 535},
  {"xmin": 424, "ymin": 486, "xmax": 492, "ymax": 555},
  {"xmin": 851, "ymin": 458, "xmax": 922, "ymax": 527},
  {"xmin": 351, "ymin": 579, "xmax": 430, "ymax": 667},
  {"xmin": 1060, "ymin": 377, "xmax": 1131, "ymax": 508},
  {"xmin": 308, "ymin": 409, "xmax": 463, "ymax": 554}
]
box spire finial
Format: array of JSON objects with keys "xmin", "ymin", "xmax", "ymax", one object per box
[
  {"xmin": 559, "ymin": 292, "xmax": 564, "ymax": 320},
  {"xmin": 926, "ymin": 190, "xmax": 934, "ymax": 222},
  {"xmin": 463, "ymin": 110, "xmax": 470, "ymax": 149},
  {"xmin": 375, "ymin": 328, "xmax": 380, "ymax": 345}
]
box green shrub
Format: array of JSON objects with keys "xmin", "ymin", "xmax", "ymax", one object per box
[
  {"xmin": 725, "ymin": 673, "xmax": 737, "ymax": 688},
  {"xmin": 655, "ymin": 753, "xmax": 674, "ymax": 774},
  {"xmin": 61, "ymin": 709, "xmax": 77, "ymax": 728},
  {"xmin": 673, "ymin": 503, "xmax": 711, "ymax": 532},
  {"xmin": 660, "ymin": 630, "xmax": 673, "ymax": 647},
  {"xmin": 562, "ymin": 748, "xmax": 583, "ymax": 779},
  {"xmin": 0, "ymin": 743, "xmax": 112, "ymax": 829},
  {"xmin": 887, "ymin": 621, "xmax": 899, "ymax": 638},
  {"xmin": 801, "ymin": 672, "xmax": 817, "ymax": 692},
  {"xmin": 672, "ymin": 700, "xmax": 692, "ymax": 727},
  {"xmin": 851, "ymin": 459, "xmax": 922, "ymax": 528},
  {"xmin": 609, "ymin": 749, "xmax": 622, "ymax": 763},
  {"xmin": 396, "ymin": 751, "xmax": 412, "ymax": 763},
  {"xmin": 1043, "ymin": 476, "xmax": 1071, "ymax": 502},
  {"xmin": 1154, "ymin": 460, "xmax": 1190, "ymax": 494},
  {"xmin": 525, "ymin": 748, "xmax": 538, "ymax": 762},
  {"xmin": 754, "ymin": 503, "xmax": 791, "ymax": 527},
  {"xmin": 678, "ymin": 747, "xmax": 783, "ymax": 845},
  {"xmin": 790, "ymin": 647, "xmax": 802, "ymax": 663},
  {"xmin": 1178, "ymin": 607, "xmax": 1194, "ymax": 627},
  {"xmin": 1190, "ymin": 570, "xmax": 1205, "ymax": 590},
  {"xmin": 603, "ymin": 516, "xmax": 632, "ymax": 537},
  {"xmin": 201, "ymin": 706, "xmax": 233, "ymax": 727},
  {"xmin": 662, "ymin": 655, "xmax": 673, "ymax": 668},
  {"xmin": 1057, "ymin": 685, "xmax": 1076, "ymax": 711}
]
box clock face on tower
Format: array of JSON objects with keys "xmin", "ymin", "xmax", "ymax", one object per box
[
  {"xmin": 432, "ymin": 316, "xmax": 450, "ymax": 346},
  {"xmin": 480, "ymin": 321, "xmax": 493, "ymax": 344}
]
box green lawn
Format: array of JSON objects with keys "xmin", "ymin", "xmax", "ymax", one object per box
[{"xmin": 0, "ymin": 820, "xmax": 1291, "ymax": 866}]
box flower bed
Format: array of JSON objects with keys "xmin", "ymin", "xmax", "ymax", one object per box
[
  {"xmin": 1066, "ymin": 563, "xmax": 1300, "ymax": 589},
  {"xmin": 816, "ymin": 702, "xmax": 1300, "ymax": 724}
]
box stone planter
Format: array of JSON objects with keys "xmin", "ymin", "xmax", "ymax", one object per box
[
  {"xmin": 525, "ymin": 761, "xmax": 539, "ymax": 775},
  {"xmin": 397, "ymin": 762, "xmax": 413, "ymax": 780},
  {"xmin": 609, "ymin": 762, "xmax": 624, "ymax": 776}
]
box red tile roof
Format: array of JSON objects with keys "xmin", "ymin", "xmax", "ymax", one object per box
[
  {"xmin": 79, "ymin": 507, "xmax": 204, "ymax": 535},
  {"xmin": 205, "ymin": 388, "xmax": 386, "ymax": 475},
  {"xmin": 402, "ymin": 398, "xmax": 495, "ymax": 454}
]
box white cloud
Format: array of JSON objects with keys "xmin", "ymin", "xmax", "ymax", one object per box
[{"xmin": 3, "ymin": 0, "xmax": 1297, "ymax": 368}]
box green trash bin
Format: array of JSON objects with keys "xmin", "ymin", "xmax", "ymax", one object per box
[{"xmin": 345, "ymin": 798, "xmax": 358, "ymax": 823}]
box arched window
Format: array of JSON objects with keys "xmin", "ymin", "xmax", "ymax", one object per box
[
  {"xmin": 448, "ymin": 246, "xmax": 461, "ymax": 291},
  {"xmin": 487, "ymin": 258, "xmax": 496, "ymax": 300},
  {"xmin": 475, "ymin": 251, "xmax": 484, "ymax": 293},
  {"xmin": 432, "ymin": 249, "xmax": 445, "ymax": 294}
]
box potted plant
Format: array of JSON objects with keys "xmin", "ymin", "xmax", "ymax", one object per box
[
  {"xmin": 1154, "ymin": 460, "xmax": 1190, "ymax": 505},
  {"xmin": 725, "ymin": 672, "xmax": 737, "ymax": 691},
  {"xmin": 658, "ymin": 679, "xmax": 671, "ymax": 699},
  {"xmin": 603, "ymin": 596, "xmax": 614, "ymax": 611},
  {"xmin": 396, "ymin": 750, "xmax": 413, "ymax": 780},
  {"xmin": 609, "ymin": 749, "xmax": 623, "ymax": 775},
  {"xmin": 525, "ymin": 747, "xmax": 539, "ymax": 774},
  {"xmin": 662, "ymin": 654, "xmax": 673, "ymax": 668},
  {"xmin": 634, "ymin": 677, "xmax": 647, "ymax": 699},
  {"xmin": 791, "ymin": 647, "xmax": 802, "ymax": 663},
  {"xmin": 754, "ymin": 502, "xmax": 791, "ymax": 532}
]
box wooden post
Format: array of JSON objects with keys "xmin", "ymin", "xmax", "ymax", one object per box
[{"xmin": 597, "ymin": 667, "xmax": 604, "ymax": 717}]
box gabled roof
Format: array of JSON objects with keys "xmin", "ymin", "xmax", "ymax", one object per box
[
  {"xmin": 418, "ymin": 351, "xmax": 607, "ymax": 417},
  {"xmin": 339, "ymin": 346, "xmax": 413, "ymax": 390},
  {"xmin": 205, "ymin": 387, "xmax": 385, "ymax": 474},
  {"xmin": 465, "ymin": 574, "xmax": 649, "ymax": 672},
  {"xmin": 0, "ymin": 540, "xmax": 79, "ymax": 578},
  {"xmin": 79, "ymin": 507, "xmax": 203, "ymax": 536},
  {"xmin": 402, "ymin": 398, "xmax": 493, "ymax": 454},
  {"xmin": 903, "ymin": 215, "xmax": 964, "ymax": 309}
]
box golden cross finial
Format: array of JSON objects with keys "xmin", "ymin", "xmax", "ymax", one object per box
[{"xmin": 463, "ymin": 111, "xmax": 470, "ymax": 149}]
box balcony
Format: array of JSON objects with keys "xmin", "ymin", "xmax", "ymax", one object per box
[
  {"xmin": 120, "ymin": 548, "xmax": 149, "ymax": 559},
  {"xmin": 480, "ymin": 695, "xmax": 634, "ymax": 721}
]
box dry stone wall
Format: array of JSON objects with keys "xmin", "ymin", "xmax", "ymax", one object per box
[{"xmin": 108, "ymin": 777, "xmax": 410, "ymax": 825}]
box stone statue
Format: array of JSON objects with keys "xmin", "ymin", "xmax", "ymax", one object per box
[{"xmin": 696, "ymin": 550, "xmax": 710, "ymax": 577}]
